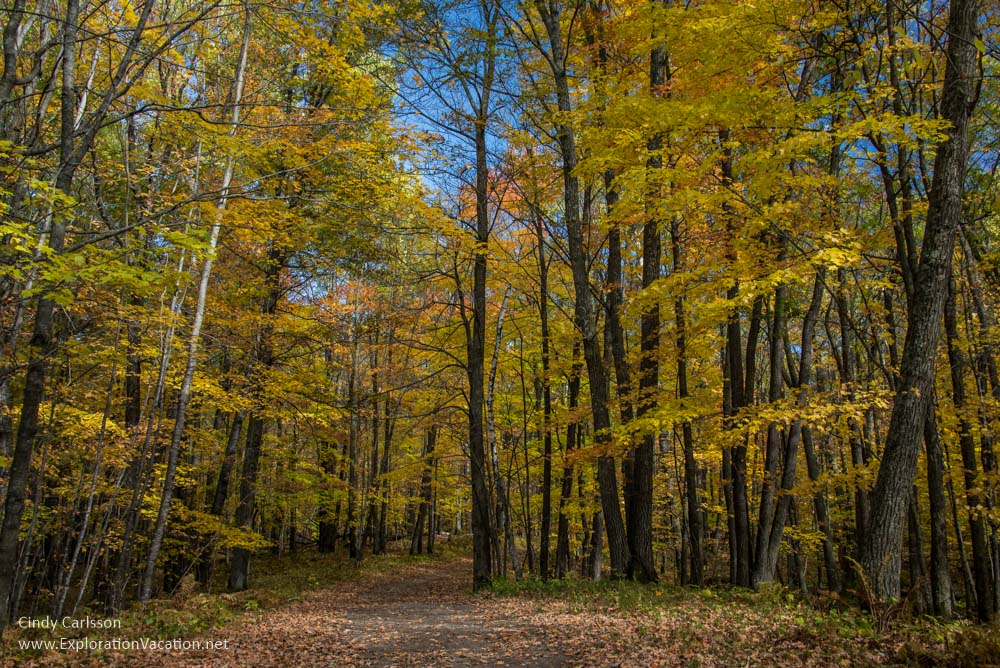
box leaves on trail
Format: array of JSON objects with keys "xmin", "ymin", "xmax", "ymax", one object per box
[{"xmin": 6, "ymin": 555, "xmax": 979, "ymax": 668}]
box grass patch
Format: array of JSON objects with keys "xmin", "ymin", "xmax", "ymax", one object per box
[{"xmin": 487, "ymin": 572, "xmax": 695, "ymax": 614}]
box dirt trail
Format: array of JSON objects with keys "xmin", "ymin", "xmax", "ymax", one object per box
[
  {"xmin": 62, "ymin": 555, "xmax": 903, "ymax": 667},
  {"xmin": 119, "ymin": 558, "xmax": 584, "ymax": 667}
]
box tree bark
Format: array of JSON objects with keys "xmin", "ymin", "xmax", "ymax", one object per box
[
  {"xmin": 534, "ymin": 0, "xmax": 630, "ymax": 577},
  {"xmin": 759, "ymin": 271, "xmax": 824, "ymax": 584},
  {"xmin": 720, "ymin": 130, "xmax": 758, "ymax": 587},
  {"xmin": 924, "ymin": 410, "xmax": 953, "ymax": 616},
  {"xmin": 556, "ymin": 343, "xmax": 582, "ymax": 578},
  {"xmin": 412, "ymin": 427, "xmax": 437, "ymax": 555},
  {"xmin": 0, "ymin": 0, "xmax": 83, "ymax": 625},
  {"xmin": 859, "ymin": 0, "xmax": 981, "ymax": 604},
  {"xmin": 628, "ymin": 19, "xmax": 667, "ymax": 583},
  {"xmin": 487, "ymin": 291, "xmax": 521, "ymax": 578},
  {"xmin": 670, "ymin": 217, "xmax": 704, "ymax": 585},
  {"xmin": 944, "ymin": 277, "xmax": 994, "ymax": 621},
  {"xmin": 144, "ymin": 5, "xmax": 251, "ymax": 598},
  {"xmin": 462, "ymin": 0, "xmax": 499, "ymax": 589},
  {"xmin": 753, "ymin": 278, "xmax": 786, "ymax": 585},
  {"xmin": 197, "ymin": 411, "xmax": 244, "ymax": 583},
  {"xmin": 534, "ymin": 208, "xmax": 555, "ymax": 580},
  {"xmin": 228, "ymin": 243, "xmax": 286, "ymax": 592}
]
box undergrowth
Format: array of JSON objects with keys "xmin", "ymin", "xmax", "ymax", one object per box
[{"xmin": 488, "ymin": 573, "xmax": 1000, "ymax": 666}]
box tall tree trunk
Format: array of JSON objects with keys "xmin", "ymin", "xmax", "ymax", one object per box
[
  {"xmin": 197, "ymin": 411, "xmax": 244, "ymax": 584},
  {"xmin": 859, "ymin": 0, "xmax": 981, "ymax": 604},
  {"xmin": 318, "ymin": 350, "xmax": 339, "ymax": 553},
  {"xmin": 228, "ymin": 243, "xmax": 285, "ymax": 592},
  {"xmin": 346, "ymin": 331, "xmax": 361, "ymax": 561},
  {"xmin": 460, "ymin": 0, "xmax": 499, "ymax": 589},
  {"xmin": 538, "ymin": 212, "xmax": 553, "ymax": 581},
  {"xmin": 760, "ymin": 271, "xmax": 824, "ymax": 584},
  {"xmin": 519, "ymin": 341, "xmax": 535, "ymax": 574},
  {"xmin": 362, "ymin": 334, "xmax": 381, "ymax": 554},
  {"xmin": 0, "ymin": 0, "xmax": 81, "ymax": 625},
  {"xmin": 535, "ymin": 0, "xmax": 630, "ymax": 577},
  {"xmin": 628, "ymin": 16, "xmax": 667, "ymax": 583},
  {"xmin": 140, "ymin": 218, "xmax": 219, "ymax": 600},
  {"xmin": 753, "ymin": 278, "xmax": 786, "ymax": 585},
  {"xmin": 720, "ymin": 130, "xmax": 759, "ymax": 587},
  {"xmin": 944, "ymin": 277, "xmax": 994, "ymax": 621},
  {"xmin": 587, "ymin": 3, "xmax": 634, "ymax": 582},
  {"xmin": 836, "ymin": 269, "xmax": 870, "ymax": 560},
  {"xmin": 467, "ymin": 118, "xmax": 494, "ymax": 588},
  {"xmin": 887, "ymin": 276, "xmax": 955, "ymax": 615},
  {"xmin": 411, "ymin": 427, "xmax": 437, "ymax": 555},
  {"xmin": 487, "ymin": 291, "xmax": 521, "ymax": 579},
  {"xmin": 556, "ymin": 343, "xmax": 582, "ymax": 578},
  {"xmin": 141, "ymin": 3, "xmax": 250, "ymax": 599},
  {"xmin": 960, "ymin": 230, "xmax": 1000, "ymax": 615},
  {"xmin": 375, "ymin": 324, "xmax": 396, "ymax": 556},
  {"xmin": 924, "ymin": 411, "xmax": 953, "ymax": 616},
  {"xmin": 671, "ymin": 218, "xmax": 704, "ymax": 585}
]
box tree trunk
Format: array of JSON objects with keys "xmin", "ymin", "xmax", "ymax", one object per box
[
  {"xmin": 347, "ymin": 334, "xmax": 361, "ymax": 561},
  {"xmin": 944, "ymin": 277, "xmax": 994, "ymax": 621},
  {"xmin": 467, "ymin": 116, "xmax": 494, "ymax": 589},
  {"xmin": 412, "ymin": 427, "xmax": 437, "ymax": 555},
  {"xmin": 906, "ymin": 488, "xmax": 931, "ymax": 613},
  {"xmin": 720, "ymin": 130, "xmax": 758, "ymax": 587},
  {"xmin": 628, "ymin": 20, "xmax": 668, "ymax": 584},
  {"xmin": 760, "ymin": 270, "xmax": 825, "ymax": 584},
  {"xmin": 228, "ymin": 243, "xmax": 285, "ymax": 592},
  {"xmin": 538, "ymin": 218, "xmax": 553, "ymax": 580},
  {"xmin": 375, "ymin": 328, "xmax": 396, "ymax": 556},
  {"xmin": 0, "ymin": 0, "xmax": 81, "ymax": 625},
  {"xmin": 670, "ymin": 218, "xmax": 704, "ymax": 585},
  {"xmin": 197, "ymin": 411, "xmax": 244, "ymax": 584},
  {"xmin": 753, "ymin": 279, "xmax": 786, "ymax": 585},
  {"xmin": 487, "ymin": 291, "xmax": 521, "ymax": 578},
  {"xmin": 859, "ymin": 0, "xmax": 981, "ymax": 604},
  {"xmin": 458, "ymin": 2, "xmax": 499, "ymax": 587},
  {"xmin": 924, "ymin": 410, "xmax": 953, "ymax": 616},
  {"xmin": 535, "ymin": 0, "xmax": 630, "ymax": 578},
  {"xmin": 556, "ymin": 343, "xmax": 582, "ymax": 578},
  {"xmin": 142, "ymin": 4, "xmax": 250, "ymax": 599}
]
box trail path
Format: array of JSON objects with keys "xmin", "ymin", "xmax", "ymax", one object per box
[
  {"xmin": 123, "ymin": 557, "xmax": 583, "ymax": 667},
  {"xmin": 99, "ymin": 556, "xmax": 899, "ymax": 667}
]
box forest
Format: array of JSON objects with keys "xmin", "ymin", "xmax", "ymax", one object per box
[{"xmin": 0, "ymin": 0, "xmax": 998, "ymax": 665}]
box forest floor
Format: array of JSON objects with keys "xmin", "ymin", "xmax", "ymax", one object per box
[{"xmin": 4, "ymin": 544, "xmax": 999, "ymax": 667}]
